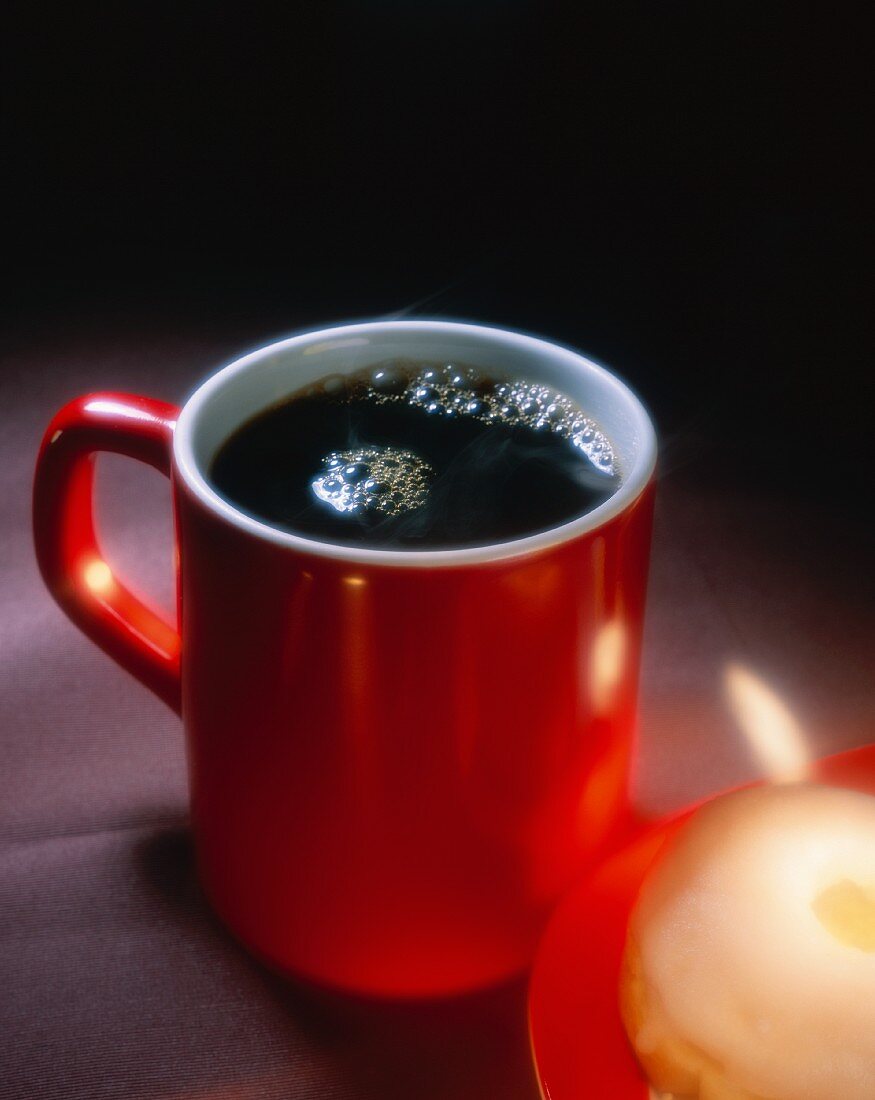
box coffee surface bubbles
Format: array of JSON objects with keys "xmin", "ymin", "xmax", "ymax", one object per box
[{"xmin": 209, "ymin": 360, "xmax": 620, "ymax": 548}]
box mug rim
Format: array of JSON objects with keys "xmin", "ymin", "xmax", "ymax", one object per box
[{"xmin": 173, "ymin": 320, "xmax": 657, "ymax": 568}]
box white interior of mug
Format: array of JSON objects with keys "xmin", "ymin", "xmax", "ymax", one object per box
[{"xmin": 173, "ymin": 320, "xmax": 657, "ymax": 566}]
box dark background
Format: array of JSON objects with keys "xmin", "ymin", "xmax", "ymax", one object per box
[{"xmin": 5, "ymin": 2, "xmax": 873, "ymax": 502}]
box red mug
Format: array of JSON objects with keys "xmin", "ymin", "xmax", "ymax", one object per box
[{"xmin": 33, "ymin": 321, "xmax": 656, "ymax": 998}]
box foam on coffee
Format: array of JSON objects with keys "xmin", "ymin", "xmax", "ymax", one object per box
[
  {"xmin": 210, "ymin": 359, "xmax": 621, "ymax": 548},
  {"xmin": 306, "ymin": 362, "xmax": 615, "ymax": 521},
  {"xmin": 401, "ymin": 363, "xmax": 615, "ymax": 473},
  {"xmin": 311, "ymin": 446, "xmax": 433, "ymax": 517}
]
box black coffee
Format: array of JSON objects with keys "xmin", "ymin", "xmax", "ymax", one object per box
[{"xmin": 209, "ymin": 361, "xmax": 620, "ymax": 548}]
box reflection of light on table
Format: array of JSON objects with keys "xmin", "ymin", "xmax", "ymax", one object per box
[{"xmin": 724, "ymin": 663, "xmax": 811, "ymax": 782}]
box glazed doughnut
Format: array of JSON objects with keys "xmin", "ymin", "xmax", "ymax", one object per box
[{"xmin": 620, "ymin": 784, "xmax": 875, "ymax": 1100}]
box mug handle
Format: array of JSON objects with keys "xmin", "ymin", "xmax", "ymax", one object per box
[{"xmin": 33, "ymin": 393, "xmax": 182, "ymax": 714}]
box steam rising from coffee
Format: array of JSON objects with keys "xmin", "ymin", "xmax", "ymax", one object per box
[{"xmin": 209, "ymin": 360, "xmax": 621, "ymax": 549}]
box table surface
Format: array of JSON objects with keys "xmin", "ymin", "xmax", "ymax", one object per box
[{"xmin": 2, "ymin": 323, "xmax": 873, "ymax": 1099}]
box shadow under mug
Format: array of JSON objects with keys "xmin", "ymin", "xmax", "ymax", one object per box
[{"xmin": 33, "ymin": 321, "xmax": 656, "ymax": 998}]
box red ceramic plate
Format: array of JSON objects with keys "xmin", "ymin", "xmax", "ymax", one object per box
[{"xmin": 528, "ymin": 744, "xmax": 875, "ymax": 1100}]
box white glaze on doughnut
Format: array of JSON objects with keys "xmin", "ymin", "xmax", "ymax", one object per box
[{"xmin": 623, "ymin": 784, "xmax": 875, "ymax": 1100}]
